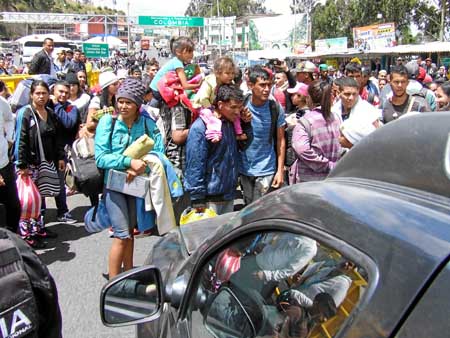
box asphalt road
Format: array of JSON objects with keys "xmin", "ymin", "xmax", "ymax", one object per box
[{"xmin": 37, "ymin": 193, "xmax": 158, "ymax": 338}]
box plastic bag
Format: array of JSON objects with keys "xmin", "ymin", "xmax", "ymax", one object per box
[
  {"xmin": 16, "ymin": 175, "xmax": 41, "ymax": 220},
  {"xmin": 179, "ymin": 207, "xmax": 217, "ymax": 225},
  {"xmin": 84, "ymin": 199, "xmax": 111, "ymax": 233}
]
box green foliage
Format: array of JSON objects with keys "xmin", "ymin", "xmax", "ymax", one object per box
[
  {"xmin": 185, "ymin": 0, "xmax": 267, "ymax": 17},
  {"xmin": 310, "ymin": 0, "xmax": 437, "ymax": 46}
]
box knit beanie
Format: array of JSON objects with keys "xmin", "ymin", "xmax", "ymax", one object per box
[
  {"xmin": 65, "ymin": 72, "xmax": 79, "ymax": 86},
  {"xmin": 117, "ymin": 77, "xmax": 146, "ymax": 107}
]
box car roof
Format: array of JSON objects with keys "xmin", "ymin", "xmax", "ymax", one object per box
[{"xmin": 329, "ymin": 112, "xmax": 450, "ymax": 198}]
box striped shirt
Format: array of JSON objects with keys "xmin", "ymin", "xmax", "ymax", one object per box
[{"xmin": 290, "ymin": 108, "xmax": 341, "ymax": 182}]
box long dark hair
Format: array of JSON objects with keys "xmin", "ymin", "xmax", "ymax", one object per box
[
  {"xmin": 29, "ymin": 80, "xmax": 50, "ymax": 106},
  {"xmin": 100, "ymin": 88, "xmax": 115, "ymax": 108},
  {"xmin": 308, "ymin": 80, "xmax": 332, "ymax": 120}
]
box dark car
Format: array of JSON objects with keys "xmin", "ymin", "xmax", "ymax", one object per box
[{"xmin": 100, "ymin": 112, "xmax": 450, "ymax": 338}]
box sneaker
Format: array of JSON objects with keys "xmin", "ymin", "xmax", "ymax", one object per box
[
  {"xmin": 25, "ymin": 236, "xmax": 47, "ymax": 249},
  {"xmin": 57, "ymin": 212, "xmax": 77, "ymax": 224},
  {"xmin": 36, "ymin": 227, "xmax": 58, "ymax": 239}
]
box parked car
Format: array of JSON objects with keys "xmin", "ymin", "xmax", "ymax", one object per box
[{"xmin": 100, "ymin": 112, "xmax": 450, "ymax": 338}]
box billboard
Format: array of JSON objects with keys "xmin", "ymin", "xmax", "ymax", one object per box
[
  {"xmin": 248, "ymin": 14, "xmax": 306, "ymax": 51},
  {"xmin": 315, "ymin": 37, "xmax": 348, "ymax": 53},
  {"xmin": 353, "ymin": 22, "xmax": 396, "ymax": 51}
]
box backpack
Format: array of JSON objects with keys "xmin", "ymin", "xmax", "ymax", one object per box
[
  {"xmin": 0, "ymin": 228, "xmax": 61, "ymax": 338},
  {"xmin": 285, "ymin": 116, "xmax": 312, "ymax": 167},
  {"xmin": 65, "ymin": 118, "xmax": 116, "ymax": 197},
  {"xmin": 243, "ymin": 94, "xmax": 295, "ymax": 166}
]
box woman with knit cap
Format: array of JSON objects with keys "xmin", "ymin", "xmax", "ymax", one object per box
[
  {"xmin": 80, "ymin": 71, "xmax": 119, "ymax": 138},
  {"xmin": 95, "ymin": 77, "xmax": 164, "ymax": 279}
]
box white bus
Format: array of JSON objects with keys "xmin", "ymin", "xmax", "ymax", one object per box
[{"xmin": 16, "ymin": 34, "xmax": 77, "ymax": 64}]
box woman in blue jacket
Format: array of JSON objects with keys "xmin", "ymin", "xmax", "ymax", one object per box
[{"xmin": 95, "ymin": 77, "xmax": 164, "ymax": 278}]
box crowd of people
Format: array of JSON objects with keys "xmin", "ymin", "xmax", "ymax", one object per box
[{"xmin": 1, "ymin": 35, "xmax": 450, "ymax": 281}]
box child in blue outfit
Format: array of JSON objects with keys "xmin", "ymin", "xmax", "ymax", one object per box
[{"xmin": 150, "ymin": 36, "xmax": 202, "ymax": 107}]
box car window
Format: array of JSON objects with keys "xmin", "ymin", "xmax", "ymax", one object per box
[{"xmin": 187, "ymin": 231, "xmax": 368, "ymax": 338}]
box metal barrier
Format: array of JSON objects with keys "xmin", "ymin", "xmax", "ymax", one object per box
[{"xmin": 0, "ymin": 70, "xmax": 100, "ymax": 93}]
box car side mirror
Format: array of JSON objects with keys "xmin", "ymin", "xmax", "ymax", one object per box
[
  {"xmin": 204, "ymin": 287, "xmax": 256, "ymax": 338},
  {"xmin": 100, "ymin": 266, "xmax": 164, "ymax": 327}
]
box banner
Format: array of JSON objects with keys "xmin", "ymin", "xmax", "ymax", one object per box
[
  {"xmin": 353, "ymin": 22, "xmax": 396, "ymax": 51},
  {"xmin": 315, "ymin": 37, "xmax": 348, "ymax": 53},
  {"xmin": 248, "ymin": 14, "xmax": 306, "ymax": 51}
]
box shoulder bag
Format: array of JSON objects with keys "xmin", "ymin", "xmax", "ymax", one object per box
[{"xmin": 30, "ymin": 108, "xmax": 61, "ymax": 197}]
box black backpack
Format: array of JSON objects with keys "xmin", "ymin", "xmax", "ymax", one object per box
[
  {"xmin": 0, "ymin": 228, "xmax": 62, "ymax": 338},
  {"xmin": 65, "ymin": 118, "xmax": 116, "ymax": 197},
  {"xmin": 243, "ymin": 94, "xmax": 297, "ymax": 166}
]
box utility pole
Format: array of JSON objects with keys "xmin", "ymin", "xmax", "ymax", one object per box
[
  {"xmin": 127, "ymin": 1, "xmax": 131, "ymax": 51},
  {"xmin": 440, "ymin": 0, "xmax": 447, "ymax": 41},
  {"xmin": 217, "ymin": 0, "xmax": 221, "ymax": 56}
]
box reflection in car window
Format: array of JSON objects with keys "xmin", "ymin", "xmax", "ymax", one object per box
[{"xmin": 187, "ymin": 231, "xmax": 368, "ymax": 338}]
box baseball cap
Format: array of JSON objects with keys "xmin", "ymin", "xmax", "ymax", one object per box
[
  {"xmin": 319, "ymin": 64, "xmax": 328, "ymax": 71},
  {"xmin": 287, "ymin": 82, "xmax": 309, "ymax": 96},
  {"xmin": 404, "ymin": 61, "xmax": 419, "ymax": 79},
  {"xmin": 296, "ymin": 61, "xmax": 317, "ymax": 73}
]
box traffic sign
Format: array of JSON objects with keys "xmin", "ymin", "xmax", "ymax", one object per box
[
  {"xmin": 138, "ymin": 16, "xmax": 204, "ymax": 27},
  {"xmin": 144, "ymin": 29, "xmax": 154, "ymax": 35},
  {"xmin": 82, "ymin": 43, "xmax": 109, "ymax": 58}
]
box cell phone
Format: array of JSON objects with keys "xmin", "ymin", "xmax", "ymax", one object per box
[{"xmin": 268, "ymin": 59, "xmax": 281, "ymax": 66}]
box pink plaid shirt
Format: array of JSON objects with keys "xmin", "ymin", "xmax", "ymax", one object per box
[{"xmin": 290, "ymin": 108, "xmax": 342, "ymax": 183}]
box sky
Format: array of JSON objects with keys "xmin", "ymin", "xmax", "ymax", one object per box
[{"xmin": 97, "ymin": 0, "xmax": 292, "ymax": 16}]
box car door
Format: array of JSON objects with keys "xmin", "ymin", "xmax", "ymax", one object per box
[
  {"xmin": 394, "ymin": 258, "xmax": 450, "ymax": 337},
  {"xmin": 176, "ymin": 219, "xmax": 377, "ymax": 338}
]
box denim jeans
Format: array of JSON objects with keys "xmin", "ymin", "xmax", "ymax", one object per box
[
  {"xmin": 104, "ymin": 189, "xmax": 137, "ymax": 239},
  {"xmin": 207, "ymin": 200, "xmax": 234, "ymax": 215},
  {"xmin": 240, "ymin": 174, "xmax": 275, "ymax": 205}
]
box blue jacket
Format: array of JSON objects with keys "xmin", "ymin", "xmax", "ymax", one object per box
[
  {"xmin": 184, "ymin": 118, "xmax": 239, "ymax": 202},
  {"xmin": 53, "ymin": 101, "xmax": 79, "ymax": 146},
  {"xmin": 95, "ymin": 114, "xmax": 164, "ymax": 181}
]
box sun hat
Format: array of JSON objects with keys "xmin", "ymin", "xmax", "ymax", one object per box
[
  {"xmin": 287, "ymin": 82, "xmax": 309, "ymax": 96},
  {"xmin": 295, "ymin": 61, "xmax": 317, "ymax": 73},
  {"xmin": 319, "ymin": 64, "xmax": 328, "ymax": 71},
  {"xmin": 116, "ymin": 77, "xmax": 146, "ymax": 107},
  {"xmin": 116, "ymin": 68, "xmax": 128, "ymax": 80},
  {"xmin": 99, "ymin": 71, "xmax": 119, "ymax": 90}
]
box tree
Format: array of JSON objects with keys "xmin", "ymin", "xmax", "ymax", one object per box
[
  {"xmin": 311, "ymin": 0, "xmax": 422, "ymax": 46},
  {"xmin": 185, "ymin": 0, "xmax": 267, "ymax": 17},
  {"xmin": 413, "ymin": 0, "xmax": 449, "ymax": 41}
]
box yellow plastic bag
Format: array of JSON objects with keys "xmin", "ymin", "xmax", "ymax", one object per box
[
  {"xmin": 180, "ymin": 207, "xmax": 217, "ymax": 225},
  {"xmin": 123, "ymin": 134, "xmax": 154, "ymax": 159}
]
